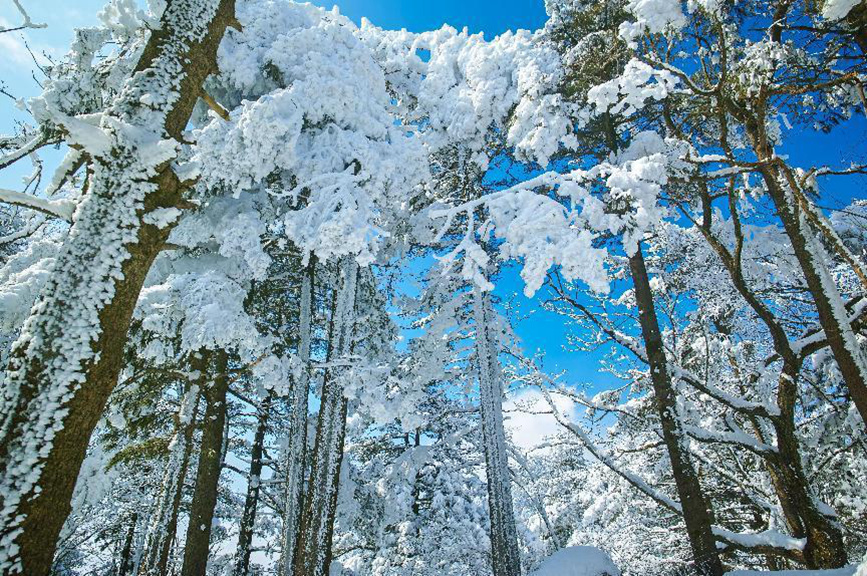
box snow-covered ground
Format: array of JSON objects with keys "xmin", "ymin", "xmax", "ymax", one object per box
[{"xmin": 529, "ymin": 546, "xmax": 620, "ymax": 576}]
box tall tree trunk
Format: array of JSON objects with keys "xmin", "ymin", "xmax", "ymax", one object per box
[
  {"xmin": 0, "ymin": 3, "xmax": 236, "ymax": 574},
  {"xmin": 279, "ymin": 258, "xmax": 315, "ymax": 576},
  {"xmin": 181, "ymin": 351, "xmax": 231, "ymax": 576},
  {"xmin": 139, "ymin": 357, "xmax": 205, "ymax": 576},
  {"xmin": 233, "ymin": 392, "xmax": 273, "ymax": 576},
  {"xmin": 117, "ymin": 513, "xmax": 139, "ymax": 576},
  {"xmin": 746, "ymin": 123, "xmax": 867, "ymax": 426},
  {"xmin": 473, "ymin": 287, "xmax": 522, "ymax": 576},
  {"xmin": 294, "ymin": 258, "xmax": 357, "ymax": 576},
  {"xmin": 629, "ymin": 247, "xmax": 724, "ymax": 576}
]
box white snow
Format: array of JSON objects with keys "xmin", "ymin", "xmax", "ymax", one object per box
[
  {"xmin": 530, "ymin": 546, "xmax": 621, "ymax": 576},
  {"xmin": 821, "ymin": 0, "xmax": 860, "ymax": 19}
]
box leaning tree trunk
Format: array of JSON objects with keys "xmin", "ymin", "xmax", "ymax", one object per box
[
  {"xmin": 294, "ymin": 258, "xmax": 357, "ymax": 576},
  {"xmin": 0, "ymin": 2, "xmax": 236, "ymax": 574},
  {"xmin": 473, "ymin": 287, "xmax": 522, "ymax": 576},
  {"xmin": 181, "ymin": 351, "xmax": 231, "ymax": 576},
  {"xmin": 629, "ymin": 247, "xmax": 724, "ymax": 576},
  {"xmin": 139, "ymin": 356, "xmax": 205, "ymax": 576},
  {"xmin": 279, "ymin": 258, "xmax": 315, "ymax": 576},
  {"xmin": 233, "ymin": 392, "xmax": 273, "ymax": 576},
  {"xmin": 746, "ymin": 124, "xmax": 867, "ymax": 426}
]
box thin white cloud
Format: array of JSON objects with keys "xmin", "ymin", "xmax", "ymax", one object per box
[
  {"xmin": 0, "ymin": 17, "xmax": 55, "ymax": 72},
  {"xmin": 504, "ymin": 388, "xmax": 577, "ymax": 450}
]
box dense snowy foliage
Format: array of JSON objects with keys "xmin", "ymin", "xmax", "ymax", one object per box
[{"xmin": 0, "ymin": 0, "xmax": 866, "ymax": 575}]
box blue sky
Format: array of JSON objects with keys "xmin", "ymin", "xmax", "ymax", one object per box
[{"xmin": 1, "ymin": 0, "xmax": 865, "ymax": 396}]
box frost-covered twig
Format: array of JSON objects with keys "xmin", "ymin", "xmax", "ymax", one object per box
[
  {"xmin": 200, "ymin": 90, "xmax": 230, "ymax": 121},
  {"xmin": 0, "ymin": 213, "xmax": 45, "ymax": 245},
  {"xmin": 0, "ymin": 133, "xmax": 48, "ymax": 171},
  {"xmin": 0, "ymin": 0, "xmax": 47, "ymax": 34},
  {"xmin": 0, "ymin": 187, "xmax": 75, "ymax": 221},
  {"xmin": 538, "ymin": 385, "xmax": 684, "ymax": 514}
]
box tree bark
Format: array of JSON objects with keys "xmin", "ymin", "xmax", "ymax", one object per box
[
  {"xmin": 760, "ymin": 162, "xmax": 867, "ymax": 427},
  {"xmin": 139, "ymin": 357, "xmax": 205, "ymax": 576},
  {"xmin": 232, "ymin": 392, "xmax": 273, "ymax": 576},
  {"xmin": 629, "ymin": 247, "xmax": 724, "ymax": 576},
  {"xmin": 181, "ymin": 350, "xmax": 231, "ymax": 576},
  {"xmin": 0, "ymin": 2, "xmax": 236, "ymax": 574},
  {"xmin": 770, "ymin": 362, "xmax": 846, "ymax": 568},
  {"xmin": 117, "ymin": 512, "xmax": 138, "ymax": 576},
  {"xmin": 293, "ymin": 258, "xmax": 356, "ymax": 576},
  {"xmin": 738, "ymin": 115, "xmax": 867, "ymax": 427},
  {"xmin": 473, "ymin": 287, "xmax": 522, "ymax": 576},
  {"xmin": 279, "ymin": 258, "xmax": 315, "ymax": 576}
]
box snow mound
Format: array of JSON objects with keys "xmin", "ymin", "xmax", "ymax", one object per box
[
  {"xmin": 530, "ymin": 546, "xmax": 621, "ymax": 576},
  {"xmin": 726, "ymin": 567, "xmax": 857, "ymax": 576}
]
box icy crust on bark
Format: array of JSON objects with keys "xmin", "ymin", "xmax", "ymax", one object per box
[{"xmin": 0, "ymin": 0, "xmax": 222, "ymax": 569}]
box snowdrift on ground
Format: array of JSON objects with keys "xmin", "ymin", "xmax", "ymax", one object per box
[{"xmin": 529, "ymin": 546, "xmax": 620, "ymax": 576}]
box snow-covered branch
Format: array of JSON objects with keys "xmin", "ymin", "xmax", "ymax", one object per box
[
  {"xmin": 0, "ymin": 188, "xmax": 75, "ymax": 221},
  {"xmin": 0, "ymin": 133, "xmax": 49, "ymax": 171},
  {"xmin": 0, "ymin": 0, "xmax": 47, "ymax": 33}
]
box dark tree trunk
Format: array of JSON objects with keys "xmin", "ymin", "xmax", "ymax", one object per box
[
  {"xmin": 739, "ymin": 116, "xmax": 867, "ymax": 428},
  {"xmin": 233, "ymin": 393, "xmax": 273, "ymax": 576},
  {"xmin": 181, "ymin": 351, "xmax": 231, "ymax": 576},
  {"xmin": 117, "ymin": 513, "xmax": 138, "ymax": 576},
  {"xmin": 629, "ymin": 247, "xmax": 724, "ymax": 576},
  {"xmin": 847, "ymin": 3, "xmax": 867, "ymax": 55},
  {"xmin": 761, "ymin": 163, "xmax": 867, "ymax": 427},
  {"xmin": 294, "ymin": 259, "xmax": 356, "ymax": 576},
  {"xmin": 0, "ymin": 3, "xmax": 236, "ymax": 574},
  {"xmin": 770, "ymin": 363, "xmax": 846, "ymax": 568}
]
